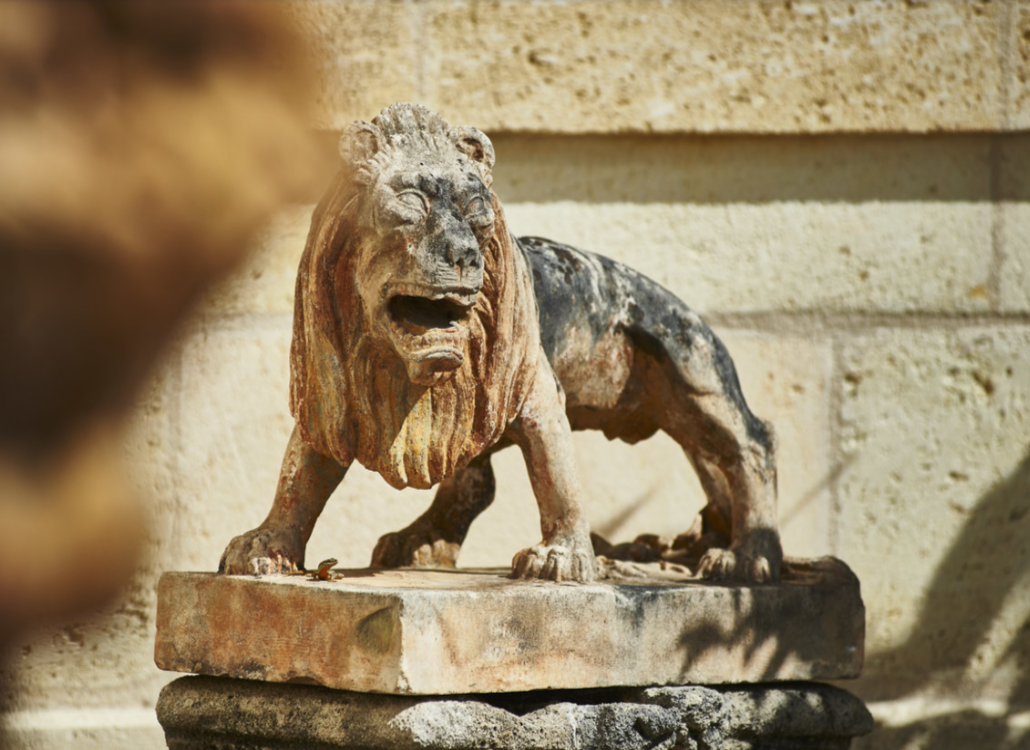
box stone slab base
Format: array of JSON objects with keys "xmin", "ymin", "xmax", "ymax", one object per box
[
  {"xmin": 155, "ymin": 559, "xmax": 864, "ymax": 695},
  {"xmin": 157, "ymin": 675, "xmax": 874, "ymax": 750}
]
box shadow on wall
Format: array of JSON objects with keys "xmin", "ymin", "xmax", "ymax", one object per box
[
  {"xmin": 856, "ymin": 450, "xmax": 1030, "ymax": 749},
  {"xmin": 490, "ymin": 134, "xmax": 1030, "ymax": 205}
]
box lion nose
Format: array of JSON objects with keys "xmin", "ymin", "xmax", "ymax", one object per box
[{"xmin": 446, "ymin": 241, "xmax": 481, "ymax": 273}]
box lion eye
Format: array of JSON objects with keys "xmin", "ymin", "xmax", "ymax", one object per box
[
  {"xmin": 465, "ymin": 196, "xmax": 494, "ymax": 230},
  {"xmin": 396, "ymin": 190, "xmax": 429, "ymax": 217}
]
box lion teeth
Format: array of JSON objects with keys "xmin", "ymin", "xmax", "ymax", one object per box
[{"xmin": 389, "ymin": 283, "xmax": 479, "ymax": 309}]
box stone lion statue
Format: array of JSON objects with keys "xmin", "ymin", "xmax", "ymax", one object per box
[{"xmin": 220, "ymin": 103, "xmax": 780, "ymax": 583}]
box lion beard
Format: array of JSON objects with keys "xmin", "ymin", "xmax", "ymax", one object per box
[
  {"xmin": 340, "ymin": 264, "xmax": 494, "ymax": 489},
  {"xmin": 289, "ymin": 179, "xmax": 539, "ymax": 490}
]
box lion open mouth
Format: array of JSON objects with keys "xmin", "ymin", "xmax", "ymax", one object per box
[
  {"xmin": 389, "ymin": 295, "xmax": 470, "ymax": 334},
  {"xmin": 386, "ymin": 285, "xmax": 478, "ymax": 369}
]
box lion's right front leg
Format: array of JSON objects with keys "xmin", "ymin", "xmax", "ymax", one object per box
[
  {"xmin": 219, "ymin": 425, "xmax": 347, "ymax": 575},
  {"xmin": 507, "ymin": 358, "xmax": 597, "ymax": 584}
]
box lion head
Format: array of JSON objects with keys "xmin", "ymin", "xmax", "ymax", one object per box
[{"xmin": 289, "ymin": 104, "xmax": 540, "ymax": 489}]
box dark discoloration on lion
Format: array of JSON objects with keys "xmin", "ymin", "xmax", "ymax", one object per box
[{"xmin": 220, "ymin": 103, "xmax": 781, "ymax": 584}]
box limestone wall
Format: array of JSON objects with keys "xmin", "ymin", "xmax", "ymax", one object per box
[{"xmin": 3, "ymin": 2, "xmax": 1029, "ymax": 748}]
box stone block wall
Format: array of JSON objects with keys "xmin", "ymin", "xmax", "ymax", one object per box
[{"xmin": 3, "ymin": 2, "xmax": 1028, "ymax": 749}]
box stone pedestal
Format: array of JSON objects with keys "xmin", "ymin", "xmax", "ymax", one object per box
[
  {"xmin": 154, "ymin": 559, "xmax": 871, "ymax": 748},
  {"xmin": 157, "ymin": 675, "xmax": 873, "ymax": 750},
  {"xmin": 155, "ymin": 559, "xmax": 864, "ymax": 694}
]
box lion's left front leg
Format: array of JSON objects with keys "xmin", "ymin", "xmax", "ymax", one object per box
[
  {"xmin": 371, "ymin": 452, "xmax": 496, "ymax": 569},
  {"xmin": 507, "ymin": 358, "xmax": 597, "ymax": 583}
]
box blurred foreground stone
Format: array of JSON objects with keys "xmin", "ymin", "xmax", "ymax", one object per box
[{"xmin": 155, "ymin": 561, "xmax": 863, "ymax": 694}]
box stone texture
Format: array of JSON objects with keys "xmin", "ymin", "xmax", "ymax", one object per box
[
  {"xmin": 493, "ymin": 134, "xmax": 994, "ymax": 315},
  {"xmin": 157, "ymin": 675, "xmax": 873, "ymax": 750},
  {"xmin": 155, "ymin": 563, "xmax": 864, "ymax": 694},
  {"xmin": 837, "ymin": 326, "xmax": 1030, "ymax": 700},
  {"xmin": 1010, "ymin": 2, "xmax": 1030, "ymax": 130},
  {"xmin": 290, "ymin": 0, "xmax": 1017, "ymax": 134},
  {"xmin": 1, "ymin": 711, "xmax": 165, "ymax": 750},
  {"xmin": 999, "ymin": 135, "xmax": 1030, "ymax": 312},
  {"xmin": 288, "ymin": 1, "xmax": 417, "ymax": 132}
]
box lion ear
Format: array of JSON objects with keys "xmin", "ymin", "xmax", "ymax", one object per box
[
  {"xmin": 450, "ymin": 126, "xmax": 495, "ymax": 189},
  {"xmin": 339, "ymin": 121, "xmax": 382, "ymax": 182}
]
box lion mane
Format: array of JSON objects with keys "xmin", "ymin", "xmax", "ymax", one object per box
[{"xmin": 287, "ymin": 104, "xmax": 540, "ymax": 490}]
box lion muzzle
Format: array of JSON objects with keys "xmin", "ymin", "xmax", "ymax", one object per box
[{"xmin": 386, "ymin": 284, "xmax": 480, "ymax": 385}]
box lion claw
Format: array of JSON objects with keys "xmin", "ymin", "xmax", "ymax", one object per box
[
  {"xmin": 511, "ymin": 544, "xmax": 597, "ymax": 583},
  {"xmin": 697, "ymin": 548, "xmax": 775, "ymax": 583},
  {"xmin": 219, "ymin": 527, "xmax": 303, "ymax": 575},
  {"xmin": 371, "ymin": 525, "xmax": 460, "ymax": 569}
]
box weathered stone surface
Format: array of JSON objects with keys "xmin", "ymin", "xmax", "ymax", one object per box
[
  {"xmin": 288, "ymin": 1, "xmax": 417, "ymax": 131},
  {"xmin": 999, "ymin": 136, "xmax": 1030, "ymax": 312},
  {"xmin": 495, "ymin": 134, "xmax": 995, "ymax": 315},
  {"xmin": 157, "ymin": 675, "xmax": 873, "ymax": 750},
  {"xmin": 293, "ymin": 0, "xmax": 1019, "ymax": 134},
  {"xmin": 155, "ymin": 563, "xmax": 863, "ymax": 695},
  {"xmin": 838, "ymin": 326, "xmax": 1030, "ymax": 699},
  {"xmin": 1011, "ymin": 2, "xmax": 1030, "ymax": 130},
  {"xmin": 1, "ymin": 710, "xmax": 165, "ymax": 750}
]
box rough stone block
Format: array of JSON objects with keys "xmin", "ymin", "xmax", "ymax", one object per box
[
  {"xmin": 288, "ymin": 1, "xmax": 418, "ymax": 131},
  {"xmin": 284, "ymin": 0, "xmax": 1016, "ymax": 135},
  {"xmin": 156, "ymin": 675, "xmax": 873, "ymax": 750},
  {"xmin": 1011, "ymin": 3, "xmax": 1030, "ymax": 130},
  {"xmin": 155, "ymin": 563, "xmax": 864, "ymax": 695},
  {"xmin": 999, "ymin": 136, "xmax": 1030, "ymax": 312},
  {"xmin": 837, "ymin": 326, "xmax": 1030, "ymax": 699},
  {"xmin": 495, "ymin": 134, "xmax": 994, "ymax": 315}
]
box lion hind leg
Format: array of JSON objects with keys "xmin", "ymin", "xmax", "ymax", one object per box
[
  {"xmin": 629, "ymin": 317, "xmax": 781, "ymax": 582},
  {"xmin": 371, "ymin": 452, "xmax": 496, "ymax": 569}
]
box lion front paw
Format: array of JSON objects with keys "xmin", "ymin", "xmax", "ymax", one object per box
[
  {"xmin": 218, "ymin": 526, "xmax": 304, "ymax": 575},
  {"xmin": 697, "ymin": 539, "xmax": 782, "ymax": 583},
  {"xmin": 511, "ymin": 544, "xmax": 597, "ymax": 583},
  {"xmin": 371, "ymin": 523, "xmax": 460, "ymax": 569}
]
